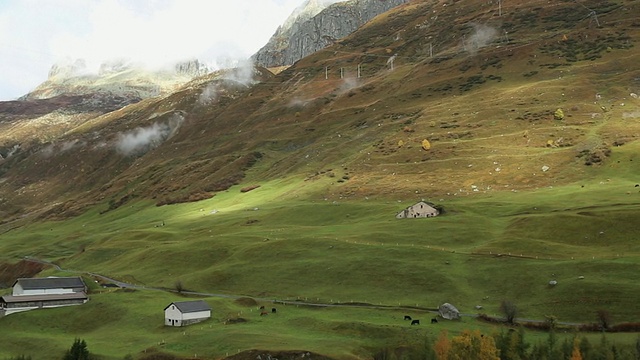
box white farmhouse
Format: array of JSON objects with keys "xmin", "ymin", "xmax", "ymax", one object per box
[
  {"xmin": 0, "ymin": 276, "xmax": 88, "ymax": 316},
  {"xmin": 164, "ymin": 300, "xmax": 211, "ymax": 327},
  {"xmin": 396, "ymin": 201, "xmax": 439, "ymax": 219}
]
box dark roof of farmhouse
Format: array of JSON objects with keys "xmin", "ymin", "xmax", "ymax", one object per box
[
  {"xmin": 14, "ymin": 277, "xmax": 86, "ymax": 290},
  {"xmin": 165, "ymin": 300, "xmax": 211, "ymax": 313}
]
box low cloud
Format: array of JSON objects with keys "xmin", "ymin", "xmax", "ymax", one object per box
[
  {"xmin": 222, "ymin": 59, "xmax": 257, "ymax": 86},
  {"xmin": 339, "ymin": 76, "xmax": 360, "ymax": 93},
  {"xmin": 6, "ymin": 144, "xmax": 20, "ymax": 158},
  {"xmin": 115, "ymin": 113, "xmax": 184, "ymax": 156},
  {"xmin": 39, "ymin": 140, "xmax": 82, "ymax": 158},
  {"xmin": 60, "ymin": 139, "xmax": 83, "ymax": 152},
  {"xmin": 288, "ymin": 98, "xmax": 310, "ymax": 109},
  {"xmin": 1, "ymin": 144, "xmax": 21, "ymax": 159},
  {"xmin": 0, "ymin": 0, "xmax": 308, "ymax": 100},
  {"xmin": 197, "ymin": 59, "xmax": 257, "ymax": 106},
  {"xmin": 198, "ymin": 83, "xmax": 220, "ymax": 105},
  {"xmin": 464, "ymin": 23, "xmax": 498, "ymax": 55}
]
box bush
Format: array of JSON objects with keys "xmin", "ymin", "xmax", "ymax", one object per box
[
  {"xmin": 554, "ymin": 108, "xmax": 565, "ymax": 120},
  {"xmin": 63, "ymin": 338, "xmax": 90, "ymax": 360}
]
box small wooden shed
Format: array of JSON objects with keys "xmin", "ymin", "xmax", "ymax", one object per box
[{"xmin": 164, "ymin": 300, "xmax": 211, "ymax": 327}]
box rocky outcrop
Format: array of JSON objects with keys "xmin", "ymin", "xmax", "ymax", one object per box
[
  {"xmin": 21, "ymin": 58, "xmax": 209, "ymax": 101},
  {"xmin": 98, "ymin": 59, "xmax": 134, "ymax": 75},
  {"xmin": 252, "ymin": 0, "xmax": 407, "ymax": 68},
  {"xmin": 438, "ymin": 303, "xmax": 461, "ymax": 320},
  {"xmin": 48, "ymin": 58, "xmax": 89, "ymax": 80},
  {"xmin": 175, "ymin": 59, "xmax": 210, "ymax": 77}
]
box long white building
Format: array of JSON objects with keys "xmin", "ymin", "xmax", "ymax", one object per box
[{"xmin": 0, "ymin": 276, "xmax": 88, "ymax": 316}]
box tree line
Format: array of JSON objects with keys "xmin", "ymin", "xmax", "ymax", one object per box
[
  {"xmin": 375, "ymin": 327, "xmax": 640, "ymax": 360},
  {"xmin": 7, "ymin": 332, "xmax": 640, "ymax": 360}
]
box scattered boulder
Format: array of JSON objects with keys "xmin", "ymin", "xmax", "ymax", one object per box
[
  {"xmin": 578, "ymin": 276, "xmax": 585, "ymax": 280},
  {"xmin": 240, "ymin": 184, "xmax": 261, "ymax": 193},
  {"xmin": 225, "ymin": 317, "xmax": 247, "ymax": 324},
  {"xmin": 438, "ymin": 303, "xmax": 461, "ymax": 320},
  {"xmin": 549, "ymin": 280, "xmax": 558, "ymax": 286},
  {"xmin": 234, "ymin": 297, "xmax": 258, "ymax": 307},
  {"xmin": 542, "ymin": 165, "xmax": 550, "ymax": 172}
]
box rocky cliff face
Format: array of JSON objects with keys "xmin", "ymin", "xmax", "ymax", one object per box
[
  {"xmin": 252, "ymin": 0, "xmax": 407, "ymax": 68},
  {"xmin": 174, "ymin": 59, "xmax": 210, "ymax": 77},
  {"xmin": 22, "ymin": 59, "xmax": 210, "ymax": 101}
]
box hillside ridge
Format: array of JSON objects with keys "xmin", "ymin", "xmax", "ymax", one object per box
[{"xmin": 0, "ymin": 0, "xmax": 638, "ymax": 221}]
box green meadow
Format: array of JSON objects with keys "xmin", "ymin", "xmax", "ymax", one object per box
[{"xmin": 1, "ymin": 142, "xmax": 639, "ymax": 359}]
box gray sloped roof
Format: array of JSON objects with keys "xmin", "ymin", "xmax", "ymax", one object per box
[
  {"xmin": 14, "ymin": 277, "xmax": 86, "ymax": 290},
  {"xmin": 165, "ymin": 300, "xmax": 211, "ymax": 313}
]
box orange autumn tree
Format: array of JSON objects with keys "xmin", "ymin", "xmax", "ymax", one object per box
[
  {"xmin": 448, "ymin": 330, "xmax": 500, "ymax": 360},
  {"xmin": 571, "ymin": 338, "xmax": 583, "ymax": 360},
  {"xmin": 435, "ymin": 330, "xmax": 451, "ymax": 360}
]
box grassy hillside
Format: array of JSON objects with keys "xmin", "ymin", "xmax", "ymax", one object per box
[{"xmin": 2, "ymin": 140, "xmax": 640, "ymax": 358}]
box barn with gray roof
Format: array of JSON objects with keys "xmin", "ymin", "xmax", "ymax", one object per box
[
  {"xmin": 164, "ymin": 300, "xmax": 212, "ymax": 326},
  {"xmin": 0, "ymin": 276, "xmax": 88, "ymax": 316}
]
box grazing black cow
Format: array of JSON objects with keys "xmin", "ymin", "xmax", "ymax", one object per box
[
  {"xmin": 411, "ymin": 319, "xmax": 420, "ymax": 325},
  {"xmin": 272, "ymin": 307, "xmax": 277, "ymax": 313},
  {"xmin": 404, "ymin": 315, "xmax": 412, "ymax": 321},
  {"xmin": 259, "ymin": 305, "xmax": 265, "ymax": 310},
  {"xmin": 431, "ymin": 318, "xmax": 438, "ymax": 324}
]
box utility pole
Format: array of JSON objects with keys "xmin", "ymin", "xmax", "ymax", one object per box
[
  {"xmin": 590, "ymin": 10, "xmax": 600, "ymax": 27},
  {"xmin": 340, "ymin": 67, "xmax": 344, "ymax": 79},
  {"xmin": 578, "ymin": 3, "xmax": 600, "ymax": 27},
  {"xmin": 387, "ymin": 54, "xmax": 397, "ymax": 70},
  {"xmin": 498, "ymin": 0, "xmax": 502, "ymax": 17},
  {"xmin": 325, "ymin": 66, "xmax": 328, "ymax": 80},
  {"xmin": 357, "ymin": 64, "xmax": 361, "ymax": 78},
  {"xmin": 429, "ymin": 43, "xmax": 433, "ymax": 58}
]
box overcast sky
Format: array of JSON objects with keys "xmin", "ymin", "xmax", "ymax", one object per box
[{"xmin": 0, "ymin": 0, "xmax": 311, "ymax": 101}]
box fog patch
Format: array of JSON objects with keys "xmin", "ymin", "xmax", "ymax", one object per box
[
  {"xmin": 339, "ymin": 76, "xmax": 360, "ymax": 93},
  {"xmin": 115, "ymin": 113, "xmax": 184, "ymax": 156},
  {"xmin": 288, "ymin": 98, "xmax": 311, "ymax": 109},
  {"xmin": 40, "ymin": 144, "xmax": 55, "ymax": 158},
  {"xmin": 221, "ymin": 59, "xmax": 257, "ymax": 87},
  {"xmin": 93, "ymin": 141, "xmax": 109, "ymax": 150},
  {"xmin": 0, "ymin": 144, "xmax": 20, "ymax": 161},
  {"xmin": 198, "ymin": 83, "xmax": 220, "ymax": 105},
  {"xmin": 464, "ymin": 23, "xmax": 498, "ymax": 55},
  {"xmin": 5, "ymin": 144, "xmax": 20, "ymax": 158},
  {"xmin": 39, "ymin": 139, "xmax": 86, "ymax": 158},
  {"xmin": 60, "ymin": 139, "xmax": 83, "ymax": 152}
]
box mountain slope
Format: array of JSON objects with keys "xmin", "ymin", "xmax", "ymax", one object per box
[{"xmin": 0, "ymin": 0, "xmax": 638, "ymax": 221}]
